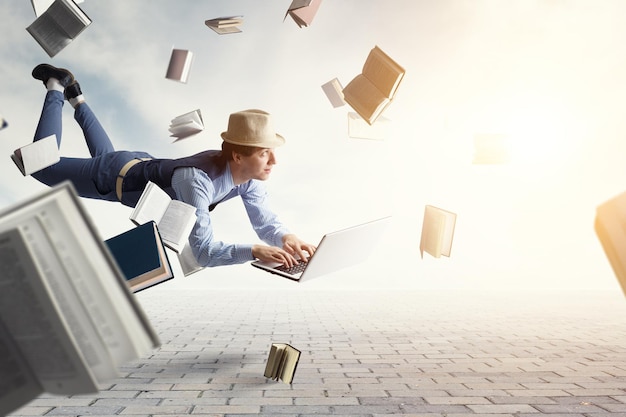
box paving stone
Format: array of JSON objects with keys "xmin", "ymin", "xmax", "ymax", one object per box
[{"xmin": 10, "ymin": 289, "xmax": 626, "ymax": 416}]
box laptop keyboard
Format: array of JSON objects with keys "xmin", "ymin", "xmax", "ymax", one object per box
[{"xmin": 275, "ymin": 260, "xmax": 307, "ymax": 275}]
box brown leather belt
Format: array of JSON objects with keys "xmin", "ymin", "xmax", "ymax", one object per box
[{"xmin": 115, "ymin": 158, "xmax": 151, "ymax": 201}]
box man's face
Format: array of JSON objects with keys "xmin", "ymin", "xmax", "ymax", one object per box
[{"xmin": 238, "ymin": 148, "xmax": 276, "ymax": 181}]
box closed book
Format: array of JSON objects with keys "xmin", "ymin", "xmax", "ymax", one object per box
[
  {"xmin": 165, "ymin": 49, "xmax": 194, "ymax": 83},
  {"xmin": 105, "ymin": 221, "xmax": 174, "ymax": 292}
]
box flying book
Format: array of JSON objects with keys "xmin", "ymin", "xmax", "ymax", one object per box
[
  {"xmin": 177, "ymin": 243, "xmax": 204, "ymax": 277},
  {"xmin": 26, "ymin": 0, "xmax": 91, "ymax": 58},
  {"xmin": 321, "ymin": 78, "xmax": 345, "ymax": 108},
  {"xmin": 30, "ymin": 0, "xmax": 84, "ymax": 17},
  {"xmin": 595, "ymin": 191, "xmax": 626, "ymax": 297},
  {"xmin": 419, "ymin": 205, "xmax": 457, "ymax": 259},
  {"xmin": 169, "ymin": 109, "xmax": 204, "ymax": 141},
  {"xmin": 105, "ymin": 222, "xmax": 174, "ymax": 293},
  {"xmin": 263, "ymin": 343, "xmax": 301, "ymax": 384},
  {"xmin": 472, "ymin": 133, "xmax": 511, "ymax": 164},
  {"xmin": 129, "ymin": 181, "xmax": 197, "ymax": 253},
  {"xmin": 1, "ymin": 114, "xmax": 7, "ymax": 130},
  {"xmin": 342, "ymin": 46, "xmax": 405, "ymax": 125},
  {"xmin": 0, "ymin": 182, "xmax": 159, "ymax": 416},
  {"xmin": 11, "ymin": 134, "xmax": 60, "ymax": 176},
  {"xmin": 205, "ymin": 16, "xmax": 243, "ymax": 34},
  {"xmin": 165, "ymin": 48, "xmax": 194, "ymax": 83},
  {"xmin": 284, "ymin": 0, "xmax": 322, "ymax": 28},
  {"xmin": 347, "ymin": 112, "xmax": 389, "ymax": 140}
]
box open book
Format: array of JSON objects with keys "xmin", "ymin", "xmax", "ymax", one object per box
[
  {"xmin": 284, "ymin": 0, "xmax": 322, "ymax": 27},
  {"xmin": 0, "ymin": 182, "xmax": 159, "ymax": 416},
  {"xmin": 205, "ymin": 16, "xmax": 243, "ymax": 34},
  {"xmin": 419, "ymin": 205, "xmax": 457, "ymax": 259},
  {"xmin": 165, "ymin": 48, "xmax": 194, "ymax": 83},
  {"xmin": 342, "ymin": 46, "xmax": 405, "ymax": 125},
  {"xmin": 264, "ymin": 343, "xmax": 301, "ymax": 384},
  {"xmin": 177, "ymin": 243, "xmax": 204, "ymax": 277},
  {"xmin": 30, "ymin": 0, "xmax": 84, "ymax": 17},
  {"xmin": 105, "ymin": 221, "xmax": 174, "ymax": 293},
  {"xmin": 26, "ymin": 0, "xmax": 91, "ymax": 57},
  {"xmin": 129, "ymin": 181, "xmax": 196, "ymax": 253},
  {"xmin": 595, "ymin": 191, "xmax": 626, "ymax": 297},
  {"xmin": 11, "ymin": 135, "xmax": 60, "ymax": 176},
  {"xmin": 169, "ymin": 109, "xmax": 204, "ymax": 141}
]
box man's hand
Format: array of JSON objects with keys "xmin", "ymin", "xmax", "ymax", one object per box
[
  {"xmin": 282, "ymin": 234, "xmax": 317, "ymax": 262},
  {"xmin": 252, "ymin": 244, "xmax": 298, "ymax": 267}
]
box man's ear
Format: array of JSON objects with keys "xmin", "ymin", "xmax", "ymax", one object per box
[{"xmin": 232, "ymin": 151, "xmax": 242, "ymax": 163}]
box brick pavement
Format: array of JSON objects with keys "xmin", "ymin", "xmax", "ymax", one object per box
[{"xmin": 8, "ymin": 288, "xmax": 626, "ymax": 416}]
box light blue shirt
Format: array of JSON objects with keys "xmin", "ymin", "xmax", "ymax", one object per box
[{"xmin": 171, "ymin": 165, "xmax": 290, "ymax": 267}]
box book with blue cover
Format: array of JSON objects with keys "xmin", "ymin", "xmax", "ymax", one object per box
[{"xmin": 105, "ymin": 221, "xmax": 173, "ymax": 292}]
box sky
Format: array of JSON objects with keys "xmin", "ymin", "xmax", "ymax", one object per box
[{"xmin": 1, "ymin": 0, "xmax": 626, "ymax": 293}]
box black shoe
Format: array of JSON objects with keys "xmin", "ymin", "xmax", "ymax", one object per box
[
  {"xmin": 64, "ymin": 81, "xmax": 82, "ymax": 100},
  {"xmin": 32, "ymin": 63, "xmax": 74, "ymax": 88}
]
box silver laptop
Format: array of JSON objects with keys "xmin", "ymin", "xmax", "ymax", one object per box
[{"xmin": 251, "ymin": 216, "xmax": 391, "ymax": 282}]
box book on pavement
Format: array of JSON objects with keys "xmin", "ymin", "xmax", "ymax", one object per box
[{"xmin": 264, "ymin": 343, "xmax": 301, "ymax": 384}]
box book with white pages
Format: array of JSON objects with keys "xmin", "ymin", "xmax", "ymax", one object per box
[
  {"xmin": 321, "ymin": 78, "xmax": 345, "ymax": 108},
  {"xmin": 169, "ymin": 109, "xmax": 204, "ymax": 141},
  {"xmin": 177, "ymin": 243, "xmax": 204, "ymax": 277},
  {"xmin": 129, "ymin": 181, "xmax": 197, "ymax": 253},
  {"xmin": 26, "ymin": 0, "xmax": 91, "ymax": 57},
  {"xmin": 0, "ymin": 181, "xmax": 159, "ymax": 416},
  {"xmin": 30, "ymin": 0, "xmax": 84, "ymax": 17},
  {"xmin": 165, "ymin": 48, "xmax": 194, "ymax": 83},
  {"xmin": 11, "ymin": 134, "xmax": 60, "ymax": 176},
  {"xmin": 419, "ymin": 205, "xmax": 457, "ymax": 259}
]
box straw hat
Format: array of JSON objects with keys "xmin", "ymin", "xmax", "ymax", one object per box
[{"xmin": 220, "ymin": 109, "xmax": 285, "ymax": 148}]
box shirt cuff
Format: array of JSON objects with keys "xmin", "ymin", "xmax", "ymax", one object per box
[{"xmin": 235, "ymin": 244, "xmax": 255, "ymax": 263}]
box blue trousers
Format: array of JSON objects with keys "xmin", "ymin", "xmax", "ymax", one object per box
[{"xmin": 32, "ymin": 91, "xmax": 152, "ymax": 203}]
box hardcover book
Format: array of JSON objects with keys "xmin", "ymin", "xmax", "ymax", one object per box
[
  {"xmin": 285, "ymin": 0, "xmax": 322, "ymax": 28},
  {"xmin": 321, "ymin": 78, "xmax": 345, "ymax": 108},
  {"xmin": 205, "ymin": 16, "xmax": 243, "ymax": 34},
  {"xmin": 26, "ymin": 0, "xmax": 91, "ymax": 57},
  {"xmin": 0, "ymin": 182, "xmax": 159, "ymax": 416},
  {"xmin": 105, "ymin": 222, "xmax": 174, "ymax": 293},
  {"xmin": 342, "ymin": 46, "xmax": 405, "ymax": 125},
  {"xmin": 165, "ymin": 49, "xmax": 194, "ymax": 83},
  {"xmin": 264, "ymin": 343, "xmax": 301, "ymax": 384},
  {"xmin": 419, "ymin": 205, "xmax": 457, "ymax": 259},
  {"xmin": 595, "ymin": 191, "xmax": 626, "ymax": 297}
]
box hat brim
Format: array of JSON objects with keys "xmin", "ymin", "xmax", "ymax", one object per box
[{"xmin": 220, "ymin": 132, "xmax": 285, "ymax": 148}]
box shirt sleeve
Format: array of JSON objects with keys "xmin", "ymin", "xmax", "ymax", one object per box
[
  {"xmin": 171, "ymin": 167, "xmax": 254, "ymax": 267},
  {"xmin": 239, "ymin": 180, "xmax": 291, "ymax": 247}
]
